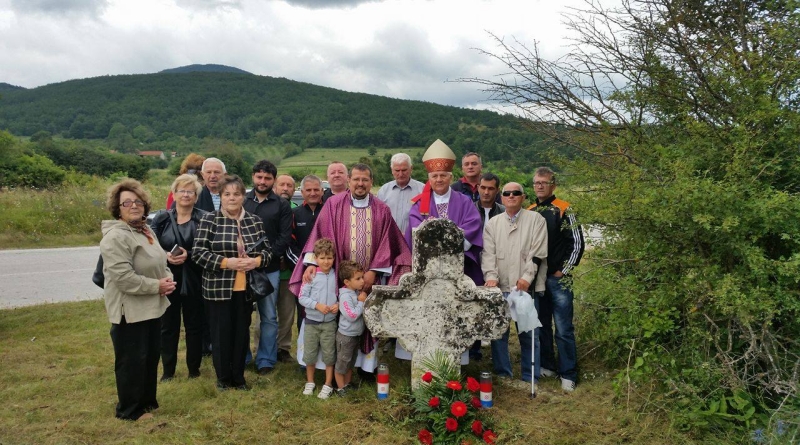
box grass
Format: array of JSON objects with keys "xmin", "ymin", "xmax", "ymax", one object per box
[
  {"xmin": 0, "ymin": 175, "xmax": 171, "ymax": 250},
  {"xmin": 280, "ymin": 148, "xmax": 424, "ymax": 177},
  {"xmin": 0, "ymin": 300, "xmax": 707, "ymax": 445}
]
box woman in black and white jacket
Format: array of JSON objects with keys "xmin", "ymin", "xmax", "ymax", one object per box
[{"xmin": 192, "ymin": 175, "xmax": 272, "ymax": 390}]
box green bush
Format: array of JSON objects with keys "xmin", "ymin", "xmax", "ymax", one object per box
[{"xmin": 4, "ymin": 154, "xmax": 66, "ymax": 188}]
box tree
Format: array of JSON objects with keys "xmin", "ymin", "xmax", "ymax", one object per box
[
  {"xmin": 462, "ymin": 0, "xmax": 800, "ymax": 434},
  {"xmin": 132, "ymin": 124, "xmax": 155, "ymax": 143}
]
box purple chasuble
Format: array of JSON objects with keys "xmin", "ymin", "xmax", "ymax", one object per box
[
  {"xmin": 406, "ymin": 190, "xmax": 484, "ymax": 285},
  {"xmin": 288, "ymin": 193, "xmax": 412, "ymax": 354}
]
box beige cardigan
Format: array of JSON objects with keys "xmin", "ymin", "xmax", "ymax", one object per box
[
  {"xmin": 481, "ymin": 209, "xmax": 549, "ymax": 293},
  {"xmin": 100, "ymin": 220, "xmax": 171, "ymax": 324}
]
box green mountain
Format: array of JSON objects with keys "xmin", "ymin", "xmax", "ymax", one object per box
[
  {"xmin": 0, "ymin": 82, "xmax": 25, "ymax": 92},
  {"xmin": 159, "ymin": 64, "xmax": 252, "ymax": 75},
  {"xmin": 0, "ymin": 69, "xmax": 547, "ymax": 164}
]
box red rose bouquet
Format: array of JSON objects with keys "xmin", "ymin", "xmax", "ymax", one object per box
[{"xmin": 412, "ymin": 351, "xmax": 498, "ymax": 444}]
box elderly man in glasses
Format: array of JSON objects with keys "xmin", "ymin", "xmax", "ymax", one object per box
[
  {"xmin": 528, "ymin": 167, "xmax": 585, "ymax": 392},
  {"xmin": 481, "ymin": 182, "xmax": 548, "ymax": 386}
]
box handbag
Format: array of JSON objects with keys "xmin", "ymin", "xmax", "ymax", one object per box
[
  {"xmin": 92, "ymin": 255, "xmax": 104, "ymax": 288},
  {"xmin": 244, "ymin": 236, "xmax": 274, "ymax": 302}
]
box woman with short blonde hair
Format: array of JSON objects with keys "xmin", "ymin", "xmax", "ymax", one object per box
[{"xmin": 150, "ymin": 173, "xmax": 209, "ymax": 381}]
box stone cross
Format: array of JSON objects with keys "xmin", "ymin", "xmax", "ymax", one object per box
[{"xmin": 364, "ymin": 218, "xmax": 508, "ymax": 388}]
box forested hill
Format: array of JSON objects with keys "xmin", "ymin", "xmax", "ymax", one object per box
[
  {"xmin": 158, "ymin": 64, "xmax": 253, "ymax": 74},
  {"xmin": 0, "ymin": 71, "xmax": 548, "ymax": 164},
  {"xmin": 0, "ymin": 83, "xmax": 25, "ymax": 92}
]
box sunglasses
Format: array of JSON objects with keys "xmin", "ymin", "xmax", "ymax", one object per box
[{"xmin": 502, "ymin": 190, "xmax": 524, "ymax": 197}]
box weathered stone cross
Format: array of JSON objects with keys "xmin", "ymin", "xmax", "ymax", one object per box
[{"xmin": 364, "ymin": 218, "xmax": 508, "ymax": 388}]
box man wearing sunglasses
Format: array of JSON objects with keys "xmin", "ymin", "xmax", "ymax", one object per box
[
  {"xmin": 482, "ymin": 182, "xmax": 548, "ymax": 386},
  {"xmin": 528, "ymin": 167, "xmax": 585, "ymax": 392}
]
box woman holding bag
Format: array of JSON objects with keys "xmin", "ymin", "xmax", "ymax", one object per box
[
  {"xmin": 150, "ymin": 174, "xmax": 208, "ymax": 381},
  {"xmin": 192, "ymin": 175, "xmax": 272, "ymax": 390}
]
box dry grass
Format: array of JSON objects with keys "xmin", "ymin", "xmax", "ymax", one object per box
[{"xmin": 0, "ymin": 300, "xmax": 706, "ymax": 445}]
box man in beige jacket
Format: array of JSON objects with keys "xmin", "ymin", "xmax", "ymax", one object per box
[{"xmin": 481, "ymin": 182, "xmax": 548, "ymax": 384}]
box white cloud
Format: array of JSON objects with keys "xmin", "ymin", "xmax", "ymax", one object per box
[{"xmin": 0, "ymin": 0, "xmax": 591, "ymax": 107}]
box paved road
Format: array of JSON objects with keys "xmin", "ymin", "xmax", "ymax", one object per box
[
  {"xmin": 0, "ymin": 246, "xmax": 103, "ymax": 309},
  {"xmin": 0, "ymin": 226, "xmax": 603, "ymax": 310}
]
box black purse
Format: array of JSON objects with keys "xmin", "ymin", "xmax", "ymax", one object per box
[
  {"xmin": 245, "ymin": 236, "xmax": 274, "ymax": 302},
  {"xmin": 92, "ymin": 255, "xmax": 104, "ymax": 288}
]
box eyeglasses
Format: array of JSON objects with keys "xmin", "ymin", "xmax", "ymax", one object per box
[
  {"xmin": 534, "ymin": 181, "xmax": 554, "ymax": 187},
  {"xmin": 175, "ymin": 190, "xmax": 196, "ymax": 195},
  {"xmin": 120, "ymin": 199, "xmax": 145, "ymax": 208},
  {"xmin": 502, "ymin": 190, "xmax": 524, "ymax": 197}
]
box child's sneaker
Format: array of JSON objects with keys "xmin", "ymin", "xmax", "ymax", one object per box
[
  {"xmin": 336, "ymin": 385, "xmax": 350, "ymax": 397},
  {"xmin": 317, "ymin": 384, "xmax": 334, "ymax": 399},
  {"xmin": 302, "ymin": 382, "xmax": 316, "ymax": 396}
]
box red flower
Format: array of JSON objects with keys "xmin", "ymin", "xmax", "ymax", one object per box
[
  {"xmin": 471, "ymin": 396, "xmax": 482, "ymax": 409},
  {"xmin": 428, "ymin": 396, "xmax": 440, "ymax": 408},
  {"xmin": 422, "ymin": 371, "xmax": 433, "ymax": 383},
  {"xmin": 483, "ymin": 429, "xmax": 497, "ymax": 444},
  {"xmin": 450, "ymin": 400, "xmax": 468, "ymax": 417},
  {"xmin": 472, "ymin": 420, "xmax": 483, "ymax": 435},
  {"xmin": 446, "ymin": 417, "xmax": 459, "ymax": 432},
  {"xmin": 466, "ymin": 376, "xmax": 480, "ymax": 392},
  {"xmin": 418, "ymin": 429, "xmax": 433, "ymax": 445},
  {"xmin": 446, "ymin": 380, "xmax": 463, "ymax": 391}
]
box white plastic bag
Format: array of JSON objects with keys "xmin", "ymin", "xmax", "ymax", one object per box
[{"xmin": 507, "ymin": 288, "xmax": 541, "ymax": 333}]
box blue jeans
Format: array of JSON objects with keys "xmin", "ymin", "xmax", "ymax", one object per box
[
  {"xmin": 539, "ymin": 275, "xmax": 577, "ymax": 381},
  {"xmin": 248, "ymin": 270, "xmax": 280, "ymax": 370},
  {"xmin": 490, "ymin": 292, "xmax": 541, "ymax": 382}
]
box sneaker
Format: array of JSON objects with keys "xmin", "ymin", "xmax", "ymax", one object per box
[
  {"xmin": 541, "ymin": 368, "xmax": 557, "ymax": 378},
  {"xmin": 336, "ymin": 386, "xmax": 350, "ymax": 397},
  {"xmin": 561, "ymin": 378, "xmax": 576, "ymax": 392},
  {"xmin": 302, "ymin": 382, "xmax": 316, "ymax": 396},
  {"xmin": 317, "ymin": 384, "xmax": 334, "ymax": 399}
]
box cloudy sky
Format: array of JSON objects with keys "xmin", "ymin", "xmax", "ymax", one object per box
[{"xmin": 0, "ymin": 0, "xmax": 587, "ymax": 109}]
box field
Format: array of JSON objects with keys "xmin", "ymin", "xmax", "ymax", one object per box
[
  {"xmin": 279, "ymin": 147, "xmax": 424, "ymax": 177},
  {"xmin": 0, "ymin": 299, "xmax": 708, "ymax": 445}
]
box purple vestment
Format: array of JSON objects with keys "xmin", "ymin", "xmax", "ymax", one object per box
[
  {"xmin": 406, "ymin": 190, "xmax": 484, "ymax": 285},
  {"xmin": 288, "ymin": 192, "xmax": 412, "ymax": 354}
]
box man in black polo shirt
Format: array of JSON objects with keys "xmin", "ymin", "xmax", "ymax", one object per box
[{"xmin": 244, "ymin": 160, "xmax": 293, "ymax": 375}]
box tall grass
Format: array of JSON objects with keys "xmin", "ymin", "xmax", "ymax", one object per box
[{"xmin": 0, "ymin": 173, "xmax": 171, "ymax": 249}]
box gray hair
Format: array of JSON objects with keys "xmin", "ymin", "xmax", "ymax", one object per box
[
  {"xmin": 300, "ymin": 174, "xmax": 322, "ymax": 189},
  {"xmin": 534, "ymin": 166, "xmax": 556, "ymax": 183},
  {"xmin": 202, "ymin": 157, "xmax": 227, "ymax": 173},
  {"xmin": 503, "ymin": 181, "xmax": 525, "ymax": 194},
  {"xmin": 390, "ymin": 153, "xmax": 412, "ymax": 167}
]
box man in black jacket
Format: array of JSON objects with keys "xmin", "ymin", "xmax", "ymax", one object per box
[
  {"xmin": 475, "ymin": 173, "xmax": 505, "ymax": 228},
  {"xmin": 469, "ymin": 172, "xmax": 505, "ymax": 361},
  {"xmin": 528, "ymin": 167, "xmax": 585, "ymax": 392},
  {"xmin": 244, "ymin": 160, "xmax": 293, "ymax": 374},
  {"xmin": 286, "ymin": 174, "xmax": 325, "ymax": 353},
  {"xmin": 196, "ymin": 158, "xmax": 226, "ymax": 212}
]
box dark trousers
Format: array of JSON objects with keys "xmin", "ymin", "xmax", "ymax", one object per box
[
  {"xmin": 110, "ymin": 317, "xmax": 160, "ymax": 420},
  {"xmin": 202, "ymin": 299, "xmax": 212, "ymax": 354},
  {"xmin": 207, "ymin": 292, "xmax": 252, "ymax": 387},
  {"xmin": 161, "ymin": 292, "xmax": 203, "ymax": 378}
]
